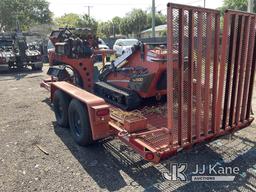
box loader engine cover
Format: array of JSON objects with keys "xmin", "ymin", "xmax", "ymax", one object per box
[
  {"xmin": 55, "ymin": 42, "xmax": 70, "ymax": 56},
  {"xmin": 129, "ymin": 73, "xmax": 155, "ymax": 92},
  {"xmin": 47, "ymin": 66, "xmax": 70, "ymax": 80},
  {"xmin": 55, "ymin": 39, "xmax": 92, "ymax": 58}
]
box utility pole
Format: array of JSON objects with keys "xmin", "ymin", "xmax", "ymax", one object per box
[
  {"xmin": 152, "ymin": 0, "xmax": 156, "ymax": 38},
  {"xmin": 84, "ymin": 6, "xmax": 93, "ymax": 17},
  {"xmin": 203, "ymin": 0, "xmax": 206, "ymax": 8},
  {"xmin": 16, "ymin": 19, "xmax": 21, "ymax": 33},
  {"xmin": 113, "ymin": 25, "xmax": 115, "ymax": 38},
  {"xmin": 247, "ymin": 0, "xmax": 254, "ymax": 12}
]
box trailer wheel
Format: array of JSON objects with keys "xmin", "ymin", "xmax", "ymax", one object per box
[
  {"xmin": 53, "ymin": 90, "xmax": 70, "ymax": 127},
  {"xmin": 32, "ymin": 64, "xmax": 43, "ymax": 71},
  {"xmin": 73, "ymin": 71, "xmax": 83, "ymax": 88},
  {"xmin": 32, "ymin": 66, "xmax": 42, "ymax": 71},
  {"xmin": 68, "ymin": 99, "xmax": 93, "ymax": 146}
]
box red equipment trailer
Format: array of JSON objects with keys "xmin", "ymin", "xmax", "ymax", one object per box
[{"xmin": 41, "ymin": 4, "xmax": 256, "ymax": 163}]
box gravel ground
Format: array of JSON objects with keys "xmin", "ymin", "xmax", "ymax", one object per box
[{"xmin": 0, "ymin": 65, "xmax": 255, "ymax": 192}]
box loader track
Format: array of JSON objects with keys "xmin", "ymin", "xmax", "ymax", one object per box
[{"xmin": 94, "ymin": 81, "xmax": 141, "ymax": 111}]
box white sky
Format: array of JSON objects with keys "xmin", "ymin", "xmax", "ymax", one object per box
[{"xmin": 47, "ymin": 0, "xmax": 224, "ymax": 21}]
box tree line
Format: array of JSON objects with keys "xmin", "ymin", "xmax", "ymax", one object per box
[
  {"xmin": 55, "ymin": 9, "xmax": 166, "ymax": 38},
  {"xmin": 0, "ymin": 0, "xmax": 255, "ymax": 38},
  {"xmin": 0, "ymin": 0, "xmax": 52, "ymax": 31}
]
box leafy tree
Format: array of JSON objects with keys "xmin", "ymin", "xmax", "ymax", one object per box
[
  {"xmin": 97, "ymin": 21, "xmax": 113, "ymax": 38},
  {"xmin": 120, "ymin": 17, "xmax": 132, "ymax": 36},
  {"xmin": 97, "ymin": 9, "xmax": 167, "ymax": 38},
  {"xmin": 78, "ymin": 14, "xmax": 98, "ymax": 34},
  {"xmin": 128, "ymin": 9, "xmax": 147, "ymax": 36},
  {"xmin": 112, "ymin": 16, "xmax": 122, "ymax": 35},
  {"xmin": 29, "ymin": 23, "xmax": 55, "ymax": 38},
  {"xmin": 219, "ymin": 0, "xmax": 256, "ymax": 13},
  {"xmin": 97, "ymin": 17, "xmax": 123, "ymax": 38},
  {"xmin": 146, "ymin": 13, "xmax": 166, "ymax": 29},
  {"xmin": 55, "ymin": 13, "xmax": 81, "ymax": 28},
  {"xmin": 54, "ymin": 9, "xmax": 166, "ymax": 38},
  {"xmin": 117, "ymin": 9, "xmax": 148, "ymax": 37},
  {"xmin": 218, "ymin": 0, "xmax": 255, "ymax": 27},
  {"xmin": 55, "ymin": 14, "xmax": 98, "ymax": 34},
  {"xmin": 0, "ymin": 0, "xmax": 52, "ymax": 31}
]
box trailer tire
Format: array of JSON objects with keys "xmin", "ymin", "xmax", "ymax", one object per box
[
  {"xmin": 53, "ymin": 90, "xmax": 70, "ymax": 127},
  {"xmin": 68, "ymin": 99, "xmax": 93, "ymax": 146},
  {"xmin": 73, "ymin": 70, "xmax": 83, "ymax": 88},
  {"xmin": 32, "ymin": 66, "xmax": 42, "ymax": 71},
  {"xmin": 32, "ymin": 64, "xmax": 43, "ymax": 71}
]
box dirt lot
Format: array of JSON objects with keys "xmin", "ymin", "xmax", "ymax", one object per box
[{"xmin": 0, "ymin": 65, "xmax": 255, "ymax": 192}]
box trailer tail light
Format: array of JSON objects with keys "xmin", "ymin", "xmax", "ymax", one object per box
[
  {"xmin": 96, "ymin": 108, "xmax": 109, "ymax": 116},
  {"xmin": 92, "ymin": 104, "xmax": 110, "ymax": 123},
  {"xmin": 145, "ymin": 152, "xmax": 155, "ymax": 161}
]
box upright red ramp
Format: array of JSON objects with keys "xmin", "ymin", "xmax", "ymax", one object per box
[{"xmin": 167, "ymin": 3, "xmax": 256, "ymax": 149}]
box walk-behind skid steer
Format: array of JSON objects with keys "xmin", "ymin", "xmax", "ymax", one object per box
[
  {"xmin": 41, "ymin": 3, "xmax": 256, "ymax": 163},
  {"xmin": 94, "ymin": 41, "xmax": 173, "ymax": 110},
  {"xmin": 46, "ymin": 27, "xmax": 172, "ymax": 110}
]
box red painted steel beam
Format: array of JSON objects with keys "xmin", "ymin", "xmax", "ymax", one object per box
[
  {"xmin": 229, "ymin": 16, "xmax": 245, "ymax": 126},
  {"xmin": 187, "ymin": 9, "xmax": 194, "ymax": 143},
  {"xmin": 195, "ymin": 11, "xmax": 203, "ymax": 140},
  {"xmin": 178, "ymin": 8, "xmax": 184, "ymax": 146},
  {"xmin": 241, "ymin": 17, "xmax": 256, "ymax": 121},
  {"xmin": 222, "ymin": 14, "xmax": 238, "ymax": 128},
  {"xmin": 235, "ymin": 16, "xmax": 250, "ymax": 124},
  {"xmin": 225, "ymin": 9, "xmax": 256, "ymax": 16},
  {"xmin": 204, "ymin": 13, "xmax": 212, "ymax": 136},
  {"xmin": 212, "ymin": 14, "xmax": 220, "ymax": 133},
  {"xmin": 167, "ymin": 3, "xmax": 174, "ymax": 145},
  {"xmin": 246, "ymin": 23, "xmax": 256, "ymax": 119},
  {"xmin": 170, "ymin": 3, "xmax": 219, "ymax": 14},
  {"xmin": 215, "ymin": 13, "xmax": 230, "ymax": 132}
]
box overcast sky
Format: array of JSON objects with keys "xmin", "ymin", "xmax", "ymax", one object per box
[{"xmin": 47, "ymin": 0, "xmax": 224, "ymax": 21}]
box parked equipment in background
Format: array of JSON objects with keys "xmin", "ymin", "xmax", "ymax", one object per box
[
  {"xmin": 0, "ymin": 34, "xmax": 16, "ymax": 68},
  {"xmin": 0, "ymin": 32, "xmax": 43, "ymax": 70},
  {"xmin": 41, "ymin": 4, "xmax": 256, "ymax": 163},
  {"xmin": 113, "ymin": 39, "xmax": 139, "ymax": 56}
]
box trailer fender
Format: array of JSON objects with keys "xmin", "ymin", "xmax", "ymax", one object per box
[{"xmin": 51, "ymin": 81, "xmax": 111, "ymax": 140}]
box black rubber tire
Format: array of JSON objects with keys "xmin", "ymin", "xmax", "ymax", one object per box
[
  {"xmin": 32, "ymin": 65, "xmax": 43, "ymax": 71},
  {"xmin": 73, "ymin": 70, "xmax": 83, "ymax": 88},
  {"xmin": 8, "ymin": 62, "xmax": 14, "ymax": 69},
  {"xmin": 53, "ymin": 90, "xmax": 70, "ymax": 127},
  {"xmin": 32, "ymin": 65, "xmax": 37, "ymax": 71},
  {"xmin": 68, "ymin": 99, "xmax": 93, "ymax": 146}
]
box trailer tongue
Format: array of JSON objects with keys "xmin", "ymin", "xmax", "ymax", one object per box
[{"xmin": 41, "ymin": 3, "xmax": 256, "ymax": 163}]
